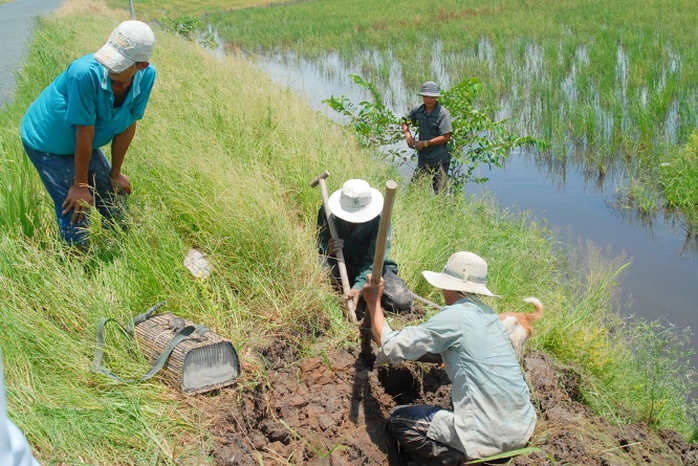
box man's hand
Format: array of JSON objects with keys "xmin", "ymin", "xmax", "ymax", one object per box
[
  {"xmin": 62, "ymin": 185, "xmax": 93, "ymax": 225},
  {"xmin": 346, "ymin": 288, "xmax": 359, "ymax": 308},
  {"xmin": 110, "ymin": 172, "xmax": 132, "ymax": 195},
  {"xmin": 328, "ymin": 238, "xmax": 344, "ymax": 254},
  {"xmin": 361, "ymin": 278, "xmax": 384, "ymax": 305},
  {"xmin": 402, "ymin": 122, "xmax": 416, "ymax": 148}
]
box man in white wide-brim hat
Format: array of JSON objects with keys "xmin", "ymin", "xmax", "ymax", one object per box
[
  {"xmin": 317, "ymin": 179, "xmax": 412, "ymax": 313},
  {"xmin": 362, "ymin": 251, "xmax": 536, "ymax": 464}
]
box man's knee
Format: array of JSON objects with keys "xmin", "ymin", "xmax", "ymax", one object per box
[
  {"xmin": 382, "ymin": 270, "xmax": 413, "ymax": 312},
  {"xmin": 389, "ymin": 405, "xmax": 466, "ymax": 466},
  {"xmin": 57, "ymin": 216, "xmax": 89, "ymax": 245},
  {"xmin": 387, "ymin": 405, "xmax": 422, "ymax": 440}
]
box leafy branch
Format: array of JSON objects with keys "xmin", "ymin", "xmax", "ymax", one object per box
[{"xmin": 324, "ymin": 75, "xmax": 546, "ymax": 190}]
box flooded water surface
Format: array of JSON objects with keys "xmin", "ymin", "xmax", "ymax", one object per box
[{"xmin": 470, "ymin": 153, "xmax": 698, "ymax": 330}]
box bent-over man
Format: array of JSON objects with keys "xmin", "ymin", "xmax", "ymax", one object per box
[
  {"xmin": 362, "ymin": 251, "xmax": 536, "ymax": 464},
  {"xmin": 21, "ymin": 20, "xmax": 156, "ymax": 245},
  {"xmin": 317, "ymin": 178, "xmax": 412, "ymax": 313}
]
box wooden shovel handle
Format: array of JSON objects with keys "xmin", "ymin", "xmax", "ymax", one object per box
[
  {"xmin": 371, "ymin": 180, "xmax": 398, "ymax": 285},
  {"xmin": 318, "ymin": 178, "xmax": 357, "ymax": 323}
]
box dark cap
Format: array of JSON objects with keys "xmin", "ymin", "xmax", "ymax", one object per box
[{"xmin": 418, "ymin": 81, "xmax": 440, "ymax": 97}]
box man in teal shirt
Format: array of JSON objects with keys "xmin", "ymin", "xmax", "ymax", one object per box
[
  {"xmin": 20, "ymin": 20, "xmax": 156, "ymax": 245},
  {"xmin": 362, "ymin": 251, "xmax": 536, "ymax": 464}
]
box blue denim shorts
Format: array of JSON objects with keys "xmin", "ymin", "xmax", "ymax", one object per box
[{"xmin": 22, "ymin": 141, "xmax": 128, "ymax": 245}]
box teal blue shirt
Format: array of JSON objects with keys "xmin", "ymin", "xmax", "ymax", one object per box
[
  {"xmin": 21, "ymin": 54, "xmax": 155, "ymax": 155},
  {"xmin": 377, "ymin": 295, "xmax": 536, "ymax": 459}
]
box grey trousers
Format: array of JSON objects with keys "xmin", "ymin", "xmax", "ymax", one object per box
[{"xmin": 388, "ymin": 405, "xmax": 466, "ymax": 466}]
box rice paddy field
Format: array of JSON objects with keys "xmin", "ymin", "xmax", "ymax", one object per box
[
  {"xmin": 201, "ymin": 0, "xmax": 698, "ymax": 226},
  {"xmin": 104, "ymin": 0, "xmax": 297, "ymax": 20}
]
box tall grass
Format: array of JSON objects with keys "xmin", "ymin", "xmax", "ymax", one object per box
[
  {"xmin": 0, "ymin": 1, "xmax": 695, "ymax": 464},
  {"xmin": 660, "ymin": 132, "xmax": 698, "ymax": 227}
]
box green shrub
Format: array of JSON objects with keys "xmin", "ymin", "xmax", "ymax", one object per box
[{"xmin": 324, "ymin": 74, "xmax": 545, "ymax": 190}]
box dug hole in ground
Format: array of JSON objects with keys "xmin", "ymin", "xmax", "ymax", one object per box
[{"xmin": 203, "ymin": 307, "xmax": 698, "ymax": 465}]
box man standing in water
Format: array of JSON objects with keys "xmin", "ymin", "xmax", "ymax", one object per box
[
  {"xmin": 20, "ymin": 20, "xmax": 156, "ymax": 246},
  {"xmin": 401, "ymin": 81, "xmax": 453, "ymax": 193}
]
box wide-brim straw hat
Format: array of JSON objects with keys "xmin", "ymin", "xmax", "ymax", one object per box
[
  {"xmin": 327, "ymin": 179, "xmax": 384, "ymax": 223},
  {"xmin": 422, "ymin": 251, "xmax": 500, "ymax": 298}
]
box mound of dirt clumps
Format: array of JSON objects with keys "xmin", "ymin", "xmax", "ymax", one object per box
[{"xmin": 208, "ymin": 335, "xmax": 697, "ymax": 465}]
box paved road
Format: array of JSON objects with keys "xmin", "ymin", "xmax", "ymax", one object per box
[{"xmin": 0, "ymin": 0, "xmax": 64, "ymax": 108}]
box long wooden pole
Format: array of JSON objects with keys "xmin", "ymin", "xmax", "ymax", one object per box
[
  {"xmin": 370, "ymin": 180, "xmax": 398, "ymax": 285},
  {"xmin": 310, "ymin": 171, "xmax": 357, "ymax": 323},
  {"xmin": 362, "ymin": 180, "xmax": 397, "ymax": 364}
]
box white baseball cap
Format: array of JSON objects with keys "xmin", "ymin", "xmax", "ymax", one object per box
[
  {"xmin": 94, "ymin": 20, "xmax": 155, "ymax": 73},
  {"xmin": 422, "ymin": 251, "xmax": 500, "ymax": 298},
  {"xmin": 327, "ymin": 179, "xmax": 384, "ymax": 223}
]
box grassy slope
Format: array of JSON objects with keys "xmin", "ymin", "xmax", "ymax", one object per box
[{"xmin": 0, "ymin": 1, "xmax": 694, "ymax": 463}]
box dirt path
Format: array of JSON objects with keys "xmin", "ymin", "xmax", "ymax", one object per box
[
  {"xmin": 0, "ymin": 0, "xmax": 64, "ymax": 108},
  {"xmin": 206, "ymin": 320, "xmax": 698, "ymax": 465}
]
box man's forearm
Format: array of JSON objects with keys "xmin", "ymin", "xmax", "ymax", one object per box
[
  {"xmin": 74, "ymin": 125, "xmax": 95, "ymax": 185},
  {"xmin": 417, "ymin": 133, "xmax": 451, "ymax": 150},
  {"xmin": 111, "ymin": 122, "xmax": 137, "ymax": 177},
  {"xmin": 369, "ymin": 301, "xmax": 385, "ymax": 346},
  {"xmin": 425, "ymin": 134, "xmax": 450, "ymax": 146}
]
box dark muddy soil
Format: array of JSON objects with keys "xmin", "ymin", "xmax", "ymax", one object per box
[{"xmin": 206, "ymin": 310, "xmax": 698, "ymax": 466}]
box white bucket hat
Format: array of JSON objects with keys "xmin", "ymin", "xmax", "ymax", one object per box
[
  {"xmin": 422, "ymin": 251, "xmax": 500, "ymax": 298},
  {"xmin": 327, "ymin": 179, "xmax": 384, "ymax": 223},
  {"xmin": 94, "ymin": 20, "xmax": 155, "ymax": 73}
]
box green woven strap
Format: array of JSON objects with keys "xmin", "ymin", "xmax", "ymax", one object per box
[
  {"xmin": 90, "ymin": 302, "xmax": 208, "ymax": 384},
  {"xmin": 129, "ymin": 301, "xmax": 167, "ymax": 332}
]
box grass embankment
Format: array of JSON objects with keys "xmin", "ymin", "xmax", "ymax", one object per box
[
  {"xmin": 0, "ymin": 1, "xmax": 695, "ymax": 463},
  {"xmin": 204, "ymin": 0, "xmax": 698, "ymax": 227}
]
